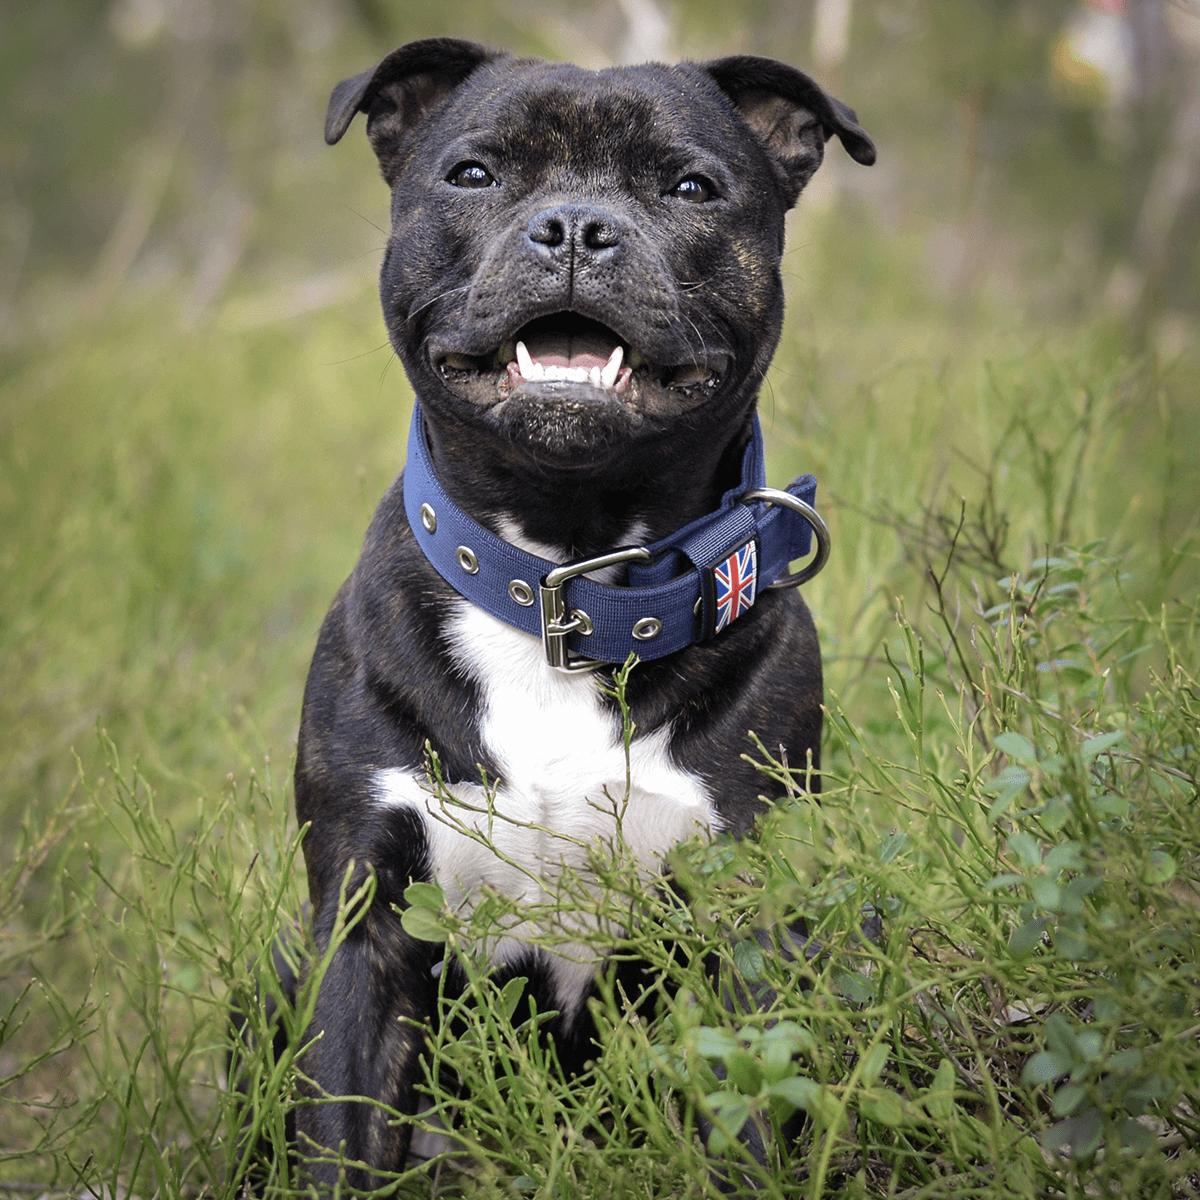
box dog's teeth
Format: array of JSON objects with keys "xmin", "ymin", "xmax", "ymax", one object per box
[
  {"xmin": 515, "ymin": 341, "xmax": 541, "ymax": 380},
  {"xmin": 589, "ymin": 366, "xmax": 602, "ymax": 386},
  {"xmin": 669, "ymin": 364, "xmax": 713, "ymax": 389},
  {"xmin": 600, "ymin": 346, "xmax": 624, "ymax": 389}
]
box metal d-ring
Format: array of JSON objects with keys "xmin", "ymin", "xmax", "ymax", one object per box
[{"xmin": 741, "ymin": 487, "xmax": 831, "ymax": 588}]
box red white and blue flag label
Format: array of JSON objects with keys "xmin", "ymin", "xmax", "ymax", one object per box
[{"xmin": 711, "ymin": 540, "xmax": 758, "ymax": 634}]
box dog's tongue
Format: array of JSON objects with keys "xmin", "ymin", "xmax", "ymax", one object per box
[{"xmin": 520, "ymin": 328, "xmax": 617, "ymax": 371}]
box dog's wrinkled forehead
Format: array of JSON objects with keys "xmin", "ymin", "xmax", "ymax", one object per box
[
  {"xmin": 431, "ymin": 61, "xmax": 748, "ymax": 170},
  {"xmin": 328, "ymin": 39, "xmax": 875, "ymax": 209}
]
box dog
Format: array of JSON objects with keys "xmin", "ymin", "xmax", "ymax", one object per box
[{"xmin": 291, "ymin": 37, "xmax": 873, "ymax": 1187}]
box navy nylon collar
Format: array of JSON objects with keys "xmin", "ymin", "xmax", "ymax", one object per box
[{"xmin": 402, "ymin": 400, "xmax": 828, "ymax": 671}]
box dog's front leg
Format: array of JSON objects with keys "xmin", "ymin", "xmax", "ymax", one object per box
[{"xmin": 296, "ymin": 889, "xmax": 436, "ymax": 1189}]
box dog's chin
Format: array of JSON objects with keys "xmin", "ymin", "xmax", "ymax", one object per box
[{"xmin": 490, "ymin": 382, "xmax": 643, "ymax": 468}]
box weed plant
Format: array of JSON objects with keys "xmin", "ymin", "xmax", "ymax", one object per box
[{"xmin": 2, "ymin": 300, "xmax": 1198, "ymax": 1196}]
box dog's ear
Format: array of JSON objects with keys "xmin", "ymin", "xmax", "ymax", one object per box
[
  {"xmin": 325, "ymin": 38, "xmax": 501, "ymax": 176},
  {"xmin": 701, "ymin": 55, "xmax": 875, "ymax": 207}
]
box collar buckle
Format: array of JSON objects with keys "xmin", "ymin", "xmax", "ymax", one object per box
[{"xmin": 539, "ymin": 545, "xmax": 653, "ymax": 673}]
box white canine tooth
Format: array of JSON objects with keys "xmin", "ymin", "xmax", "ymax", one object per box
[
  {"xmin": 600, "ymin": 346, "xmax": 624, "ymax": 389},
  {"xmin": 516, "ymin": 341, "xmax": 540, "ymax": 380}
]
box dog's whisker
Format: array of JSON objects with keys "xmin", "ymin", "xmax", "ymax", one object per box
[{"xmin": 406, "ymin": 283, "xmax": 473, "ymax": 325}]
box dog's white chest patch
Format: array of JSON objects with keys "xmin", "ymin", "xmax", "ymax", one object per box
[{"xmin": 374, "ymin": 598, "xmax": 716, "ymax": 1018}]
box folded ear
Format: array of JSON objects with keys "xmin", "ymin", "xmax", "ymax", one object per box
[
  {"xmin": 702, "ymin": 55, "xmax": 875, "ymax": 207},
  {"xmin": 325, "ymin": 38, "xmax": 502, "ymax": 178}
]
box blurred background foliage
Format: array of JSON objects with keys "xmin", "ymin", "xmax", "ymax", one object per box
[
  {"xmin": 3, "ymin": 0, "xmax": 1199, "ymax": 837},
  {"xmin": 2, "ymin": 0, "xmax": 1198, "ymax": 842}
]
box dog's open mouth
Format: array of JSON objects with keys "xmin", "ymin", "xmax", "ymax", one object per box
[{"xmin": 434, "ymin": 314, "xmax": 727, "ymax": 411}]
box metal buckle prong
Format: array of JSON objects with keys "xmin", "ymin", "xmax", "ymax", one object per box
[{"xmin": 539, "ymin": 545, "xmax": 652, "ymax": 672}]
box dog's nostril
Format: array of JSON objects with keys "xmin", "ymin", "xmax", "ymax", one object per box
[
  {"xmin": 528, "ymin": 215, "xmax": 566, "ymax": 247},
  {"xmin": 583, "ymin": 220, "xmax": 619, "ymax": 251}
]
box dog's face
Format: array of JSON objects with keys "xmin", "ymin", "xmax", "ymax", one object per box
[{"xmin": 326, "ymin": 40, "xmax": 874, "ymax": 474}]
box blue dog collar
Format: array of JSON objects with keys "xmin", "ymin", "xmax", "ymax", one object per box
[{"xmin": 402, "ymin": 401, "xmax": 829, "ymax": 672}]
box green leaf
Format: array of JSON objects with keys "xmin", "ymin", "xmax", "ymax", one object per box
[
  {"xmin": 878, "ymin": 830, "xmax": 907, "ymax": 863},
  {"xmin": 1044, "ymin": 1107, "xmax": 1103, "ymax": 1159},
  {"xmin": 1022, "ymin": 1050, "xmax": 1071, "ymax": 1086},
  {"xmin": 860, "ymin": 1043, "xmax": 889, "ymax": 1084},
  {"xmin": 987, "ymin": 765, "xmax": 1031, "ymax": 820},
  {"xmin": 859, "ymin": 1088, "xmax": 906, "ymax": 1127},
  {"xmin": 1143, "ymin": 850, "xmax": 1177, "ymax": 885},
  {"xmin": 1092, "ymin": 793, "xmax": 1130, "ymax": 818},
  {"xmin": 403, "ymin": 881, "xmax": 446, "ymax": 908},
  {"xmin": 1075, "ymin": 1030, "xmax": 1103, "ymax": 1062},
  {"xmin": 706, "ymin": 1091, "xmax": 749, "ymax": 1152},
  {"xmin": 1010, "ymin": 916, "xmax": 1049, "ymax": 955},
  {"xmin": 767, "ymin": 1075, "xmax": 819, "ymax": 1111},
  {"xmin": 1059, "ymin": 664, "xmax": 1096, "ymax": 685},
  {"xmin": 732, "ymin": 938, "xmax": 765, "ymax": 982},
  {"xmin": 924, "ymin": 1058, "xmax": 957, "ymax": 1120},
  {"xmin": 760, "ymin": 1024, "xmax": 806, "ymax": 1083},
  {"xmin": 1044, "ymin": 1013, "xmax": 1079, "ymax": 1059},
  {"xmin": 985, "ymin": 873, "xmax": 1025, "ymax": 891},
  {"xmin": 1124, "ymin": 1073, "xmax": 1169, "ymax": 1115},
  {"xmin": 725, "ymin": 1047, "xmax": 763, "ymax": 1096},
  {"xmin": 1081, "ymin": 731, "xmax": 1126, "ymax": 762},
  {"xmin": 1029, "ymin": 875, "xmax": 1062, "ymax": 911},
  {"xmin": 1043, "ymin": 841, "xmax": 1084, "ymax": 876},
  {"xmin": 1040, "ymin": 795, "xmax": 1072, "ymax": 832},
  {"xmin": 995, "ymin": 732, "xmax": 1037, "ymax": 764},
  {"xmin": 1107, "ymin": 1048, "xmax": 1143, "ymax": 1072},
  {"xmin": 1119, "ymin": 1118, "xmax": 1156, "ymax": 1153},
  {"xmin": 833, "ymin": 969, "xmax": 875, "ymax": 1004},
  {"xmin": 1062, "ymin": 874, "xmax": 1103, "ymax": 902},
  {"xmin": 498, "ymin": 975, "xmax": 526, "ymax": 1022},
  {"xmin": 399, "ymin": 904, "xmax": 448, "ymax": 943},
  {"xmin": 1007, "ymin": 832, "xmax": 1043, "ymax": 868},
  {"xmin": 1054, "ymin": 917, "xmax": 1090, "ymax": 960},
  {"xmin": 692, "ymin": 1027, "xmax": 739, "ymax": 1060},
  {"xmin": 1052, "ymin": 1083, "xmax": 1087, "ymax": 1116}
]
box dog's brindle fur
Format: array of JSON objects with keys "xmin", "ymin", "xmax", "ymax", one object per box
[{"xmin": 294, "ymin": 38, "xmax": 873, "ymax": 1186}]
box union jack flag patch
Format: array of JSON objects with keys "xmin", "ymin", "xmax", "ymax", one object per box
[{"xmin": 711, "ymin": 539, "xmax": 758, "ymax": 634}]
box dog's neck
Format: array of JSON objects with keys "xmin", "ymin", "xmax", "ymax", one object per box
[{"xmin": 419, "ymin": 405, "xmax": 753, "ymax": 560}]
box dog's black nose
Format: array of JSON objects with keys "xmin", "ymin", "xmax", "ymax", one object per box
[{"xmin": 526, "ymin": 204, "xmax": 622, "ymax": 258}]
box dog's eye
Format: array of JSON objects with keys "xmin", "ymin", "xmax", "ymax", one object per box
[
  {"xmin": 669, "ymin": 175, "xmax": 715, "ymax": 203},
  {"xmin": 448, "ymin": 162, "xmax": 497, "ymax": 189}
]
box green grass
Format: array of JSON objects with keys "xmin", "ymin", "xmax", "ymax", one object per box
[{"xmin": 2, "ymin": 196, "xmax": 1198, "ymax": 1197}]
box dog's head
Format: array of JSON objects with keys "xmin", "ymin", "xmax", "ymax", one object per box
[{"xmin": 327, "ymin": 39, "xmax": 874, "ymax": 474}]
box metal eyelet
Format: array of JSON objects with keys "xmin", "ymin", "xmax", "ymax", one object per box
[
  {"xmin": 420, "ymin": 503, "xmax": 437, "ymax": 533},
  {"xmin": 509, "ymin": 579, "xmax": 535, "ymax": 606},
  {"xmin": 632, "ymin": 617, "xmax": 662, "ymax": 640},
  {"xmin": 456, "ymin": 546, "xmax": 479, "ymax": 574}
]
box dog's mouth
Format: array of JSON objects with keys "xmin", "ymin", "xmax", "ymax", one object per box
[{"xmin": 433, "ymin": 314, "xmax": 728, "ymax": 412}]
